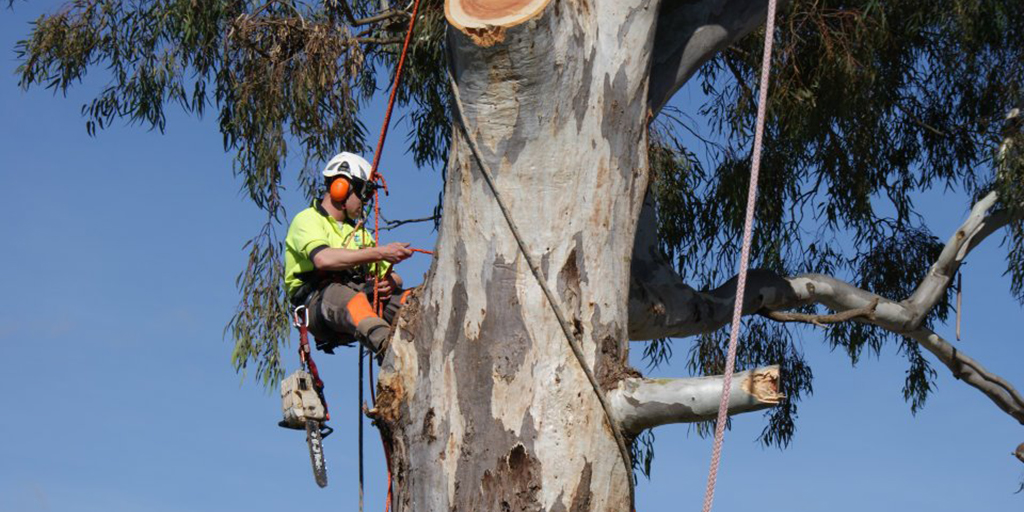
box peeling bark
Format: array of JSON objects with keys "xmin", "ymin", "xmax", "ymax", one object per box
[
  {"xmin": 381, "ymin": 1, "xmax": 660, "ymax": 510},
  {"xmin": 609, "ymin": 366, "xmax": 783, "ymax": 435}
]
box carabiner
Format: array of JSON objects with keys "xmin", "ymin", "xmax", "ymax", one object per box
[{"xmin": 293, "ymin": 305, "xmax": 309, "ymax": 328}]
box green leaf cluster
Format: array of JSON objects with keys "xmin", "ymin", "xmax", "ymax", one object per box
[
  {"xmin": 646, "ymin": 0, "xmax": 1024, "ymax": 448},
  {"xmin": 14, "ymin": 0, "xmax": 450, "ymax": 387}
]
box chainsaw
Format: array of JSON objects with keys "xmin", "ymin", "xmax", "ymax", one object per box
[{"xmin": 279, "ymin": 369, "xmax": 333, "ymax": 487}]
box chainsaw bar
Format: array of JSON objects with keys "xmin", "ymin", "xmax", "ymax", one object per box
[{"xmin": 305, "ymin": 419, "xmax": 328, "ymax": 487}]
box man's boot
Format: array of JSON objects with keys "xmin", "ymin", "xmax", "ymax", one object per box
[{"xmin": 364, "ymin": 324, "xmax": 391, "ymax": 362}]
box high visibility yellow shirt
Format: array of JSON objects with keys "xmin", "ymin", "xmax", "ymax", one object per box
[{"xmin": 284, "ymin": 203, "xmax": 390, "ymax": 298}]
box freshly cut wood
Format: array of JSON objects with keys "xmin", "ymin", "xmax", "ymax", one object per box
[{"xmin": 446, "ymin": 0, "xmax": 552, "ymax": 32}]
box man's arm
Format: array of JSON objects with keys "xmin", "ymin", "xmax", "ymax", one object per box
[{"xmin": 311, "ymin": 242, "xmax": 413, "ymax": 271}]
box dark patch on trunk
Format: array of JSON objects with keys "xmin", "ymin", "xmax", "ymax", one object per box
[
  {"xmin": 558, "ymin": 245, "xmax": 583, "ymax": 337},
  {"xmin": 572, "ymin": 46, "xmax": 597, "ymax": 132},
  {"xmin": 595, "ymin": 335, "xmax": 630, "ymax": 389},
  {"xmin": 421, "ymin": 407, "xmax": 437, "ymax": 443},
  {"xmin": 483, "ymin": 256, "xmax": 530, "ymax": 383},
  {"xmin": 480, "ymin": 444, "xmax": 543, "ymax": 512},
  {"xmin": 568, "ymin": 461, "xmax": 593, "ymax": 512},
  {"xmin": 558, "ymin": 236, "xmax": 590, "ymax": 341},
  {"xmin": 394, "ymin": 287, "xmax": 422, "ymax": 341},
  {"xmin": 601, "ymin": 67, "xmax": 648, "ymax": 185},
  {"xmin": 449, "ymin": 254, "xmax": 541, "ymax": 510},
  {"xmin": 589, "ymin": 301, "xmax": 640, "ymax": 390}
]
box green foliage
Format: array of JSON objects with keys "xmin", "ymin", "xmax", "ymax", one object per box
[
  {"xmin": 13, "ymin": 0, "xmax": 450, "ymax": 387},
  {"xmin": 228, "ymin": 223, "xmax": 290, "ymax": 387},
  {"xmin": 630, "ymin": 429, "xmax": 656, "ymax": 483},
  {"xmin": 649, "ymin": 0, "xmax": 1024, "ymax": 426},
  {"xmin": 898, "ymin": 338, "xmax": 938, "ymax": 414},
  {"xmin": 996, "ymin": 109, "xmax": 1024, "ymax": 302}
]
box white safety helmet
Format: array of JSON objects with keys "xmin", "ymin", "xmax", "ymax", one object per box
[{"xmin": 322, "ymin": 152, "xmax": 372, "ymax": 181}]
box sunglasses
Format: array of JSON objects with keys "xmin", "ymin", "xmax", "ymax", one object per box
[{"xmin": 347, "ymin": 177, "xmax": 379, "ymax": 202}]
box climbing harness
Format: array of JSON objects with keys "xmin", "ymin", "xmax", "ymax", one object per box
[
  {"xmin": 279, "ymin": 305, "xmax": 334, "ymax": 488},
  {"xmin": 446, "ymin": 72, "xmax": 637, "ymax": 510},
  {"xmin": 701, "ymin": 1, "xmax": 779, "ymax": 512}
]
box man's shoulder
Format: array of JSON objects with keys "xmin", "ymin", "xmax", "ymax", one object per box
[
  {"xmin": 289, "ymin": 206, "xmax": 325, "ymax": 225},
  {"xmin": 285, "ymin": 207, "xmax": 330, "ymax": 242}
]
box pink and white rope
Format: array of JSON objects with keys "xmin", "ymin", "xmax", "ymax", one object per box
[{"xmin": 700, "ymin": 1, "xmax": 779, "ymax": 511}]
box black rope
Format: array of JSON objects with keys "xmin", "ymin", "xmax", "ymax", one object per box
[{"xmin": 358, "ymin": 345, "xmax": 365, "ymax": 511}]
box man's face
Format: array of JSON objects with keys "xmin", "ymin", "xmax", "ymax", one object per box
[{"xmin": 343, "ymin": 188, "xmax": 364, "ymax": 220}]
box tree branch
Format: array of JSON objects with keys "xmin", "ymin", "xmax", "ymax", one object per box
[
  {"xmin": 351, "ymin": 8, "xmax": 410, "ymax": 27},
  {"xmin": 648, "ymin": 0, "xmax": 782, "ymax": 116},
  {"xmin": 905, "ymin": 327, "xmax": 1024, "ymax": 424},
  {"xmin": 760, "ymin": 298, "xmax": 878, "ymax": 326},
  {"xmin": 630, "ymin": 190, "xmax": 1019, "ymax": 339},
  {"xmin": 609, "ymin": 366, "xmax": 783, "ymax": 435},
  {"xmin": 628, "ymin": 191, "xmax": 1024, "ymax": 424},
  {"xmin": 628, "ymin": 193, "xmax": 799, "ymax": 341},
  {"xmin": 903, "ymin": 192, "xmax": 1012, "ymax": 329}
]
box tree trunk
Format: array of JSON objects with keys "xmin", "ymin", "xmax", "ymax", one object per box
[{"xmin": 374, "ymin": 1, "xmax": 774, "ymax": 510}]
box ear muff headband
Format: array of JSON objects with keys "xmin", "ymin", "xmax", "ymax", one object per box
[{"xmin": 329, "ymin": 177, "xmax": 351, "ymax": 202}]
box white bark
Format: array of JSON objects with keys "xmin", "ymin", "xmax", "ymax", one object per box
[
  {"xmin": 380, "ymin": 1, "xmax": 662, "ymax": 510},
  {"xmin": 903, "ymin": 192, "xmax": 1010, "ymax": 329},
  {"xmin": 372, "ymin": 1, "xmax": 783, "ymax": 510},
  {"xmin": 610, "ymin": 366, "xmax": 783, "ymax": 435}
]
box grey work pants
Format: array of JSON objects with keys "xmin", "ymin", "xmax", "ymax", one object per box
[{"xmin": 307, "ymin": 282, "xmax": 410, "ymax": 353}]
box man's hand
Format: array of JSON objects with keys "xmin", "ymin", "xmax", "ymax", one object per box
[
  {"xmin": 372, "ymin": 274, "xmax": 398, "ymax": 300},
  {"xmin": 378, "ymin": 242, "xmax": 413, "ymax": 263}
]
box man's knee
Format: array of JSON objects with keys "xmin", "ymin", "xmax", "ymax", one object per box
[{"xmin": 319, "ymin": 284, "xmax": 387, "ymax": 332}]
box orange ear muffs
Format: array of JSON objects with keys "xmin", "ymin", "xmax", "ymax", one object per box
[{"xmin": 329, "ymin": 178, "xmax": 351, "ymax": 202}]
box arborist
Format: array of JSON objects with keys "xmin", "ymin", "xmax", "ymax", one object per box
[{"xmin": 284, "ymin": 151, "xmax": 414, "ymax": 359}]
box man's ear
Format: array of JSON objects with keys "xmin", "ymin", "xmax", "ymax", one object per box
[{"xmin": 330, "ymin": 178, "xmax": 351, "ymax": 202}]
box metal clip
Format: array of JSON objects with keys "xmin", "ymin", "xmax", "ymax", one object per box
[{"xmin": 293, "ymin": 305, "xmax": 309, "ymax": 328}]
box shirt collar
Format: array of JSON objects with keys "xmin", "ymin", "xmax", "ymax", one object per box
[{"xmin": 315, "ymin": 200, "xmax": 356, "ymax": 226}]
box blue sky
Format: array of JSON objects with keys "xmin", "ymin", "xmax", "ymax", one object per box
[{"xmin": 1, "ymin": 3, "xmax": 1022, "ymax": 512}]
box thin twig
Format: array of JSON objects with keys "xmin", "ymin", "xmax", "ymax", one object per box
[
  {"xmin": 380, "ymin": 214, "xmax": 439, "ymax": 231},
  {"xmin": 761, "ymin": 297, "xmax": 879, "ymax": 327},
  {"xmin": 352, "ymin": 9, "xmax": 410, "ymax": 26},
  {"xmin": 331, "ymin": 0, "xmax": 359, "ymax": 26},
  {"xmin": 354, "ymin": 37, "xmax": 404, "ymax": 46}
]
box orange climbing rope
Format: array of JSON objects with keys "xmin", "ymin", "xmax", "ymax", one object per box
[
  {"xmin": 700, "ymin": 1, "xmax": 779, "ymax": 512},
  {"xmin": 368, "ymin": 0, "xmax": 425, "ymax": 312},
  {"xmin": 360, "ymin": 0, "xmax": 425, "ymax": 510}
]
